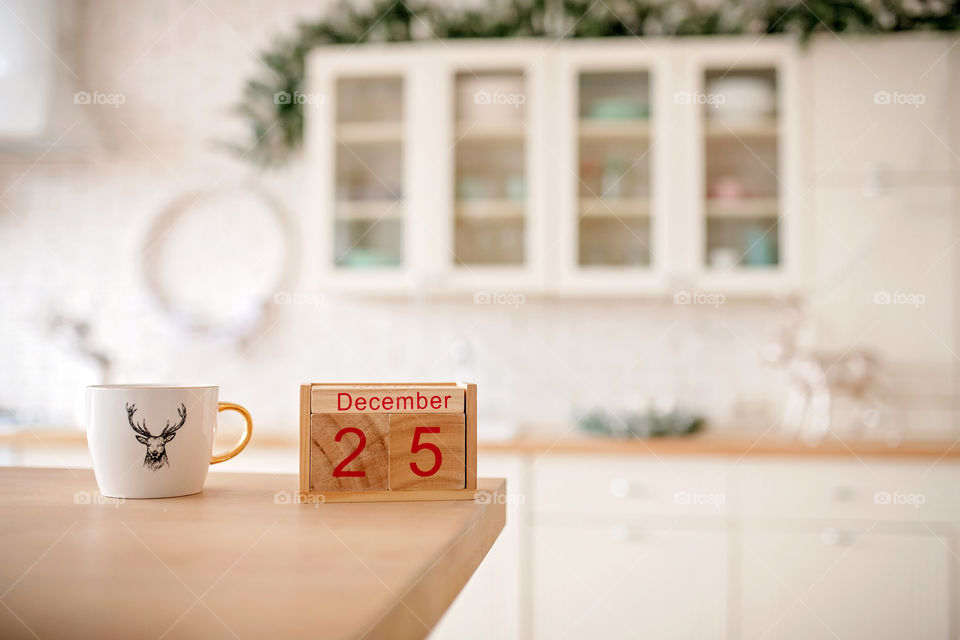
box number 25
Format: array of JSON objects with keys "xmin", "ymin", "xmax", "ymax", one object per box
[{"xmin": 409, "ymin": 426, "xmax": 442, "ymax": 477}]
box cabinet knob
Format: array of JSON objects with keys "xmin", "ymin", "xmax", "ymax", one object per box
[
  {"xmin": 609, "ymin": 478, "xmax": 645, "ymax": 498},
  {"xmin": 609, "ymin": 525, "xmax": 646, "ymax": 543},
  {"xmin": 832, "ymin": 485, "xmax": 857, "ymax": 502},
  {"xmin": 820, "ymin": 528, "xmax": 858, "ymax": 547}
]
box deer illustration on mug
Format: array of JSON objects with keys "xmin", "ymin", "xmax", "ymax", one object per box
[{"xmin": 125, "ymin": 403, "xmax": 187, "ymax": 470}]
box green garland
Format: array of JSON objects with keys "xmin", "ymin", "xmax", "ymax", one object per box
[{"xmin": 235, "ymin": 0, "xmax": 960, "ymax": 166}]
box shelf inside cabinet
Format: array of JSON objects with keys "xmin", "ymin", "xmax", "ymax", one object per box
[
  {"xmin": 579, "ymin": 197, "xmax": 650, "ymax": 218},
  {"xmin": 578, "ymin": 119, "xmax": 650, "ymax": 139},
  {"xmin": 706, "ymin": 197, "xmax": 778, "ymax": 219},
  {"xmin": 335, "ymin": 199, "xmax": 403, "ymax": 221},
  {"xmin": 456, "ymin": 199, "xmax": 524, "ymax": 220},
  {"xmin": 704, "ymin": 118, "xmax": 778, "ymax": 139},
  {"xmin": 455, "ymin": 121, "xmax": 525, "ymax": 141},
  {"xmin": 336, "ymin": 122, "xmax": 404, "ymax": 144}
]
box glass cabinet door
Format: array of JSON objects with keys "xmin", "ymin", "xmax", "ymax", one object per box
[
  {"xmin": 333, "ymin": 76, "xmax": 404, "ymax": 269},
  {"xmin": 702, "ymin": 67, "xmax": 780, "ymax": 271},
  {"xmin": 576, "ymin": 71, "xmax": 652, "ymax": 268},
  {"xmin": 452, "ymin": 71, "xmax": 527, "ymax": 267}
]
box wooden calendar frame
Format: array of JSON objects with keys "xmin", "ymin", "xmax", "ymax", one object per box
[{"xmin": 298, "ymin": 382, "xmax": 478, "ymax": 502}]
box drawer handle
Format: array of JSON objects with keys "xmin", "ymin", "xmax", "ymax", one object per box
[
  {"xmin": 820, "ymin": 528, "xmax": 859, "ymax": 547},
  {"xmin": 610, "ymin": 525, "xmax": 647, "ymax": 543},
  {"xmin": 609, "ymin": 478, "xmax": 645, "ymax": 498},
  {"xmin": 831, "ymin": 486, "xmax": 858, "ymax": 502}
]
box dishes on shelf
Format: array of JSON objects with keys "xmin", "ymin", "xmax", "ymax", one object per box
[
  {"xmin": 456, "ymin": 175, "xmax": 525, "ymax": 202},
  {"xmin": 334, "ymin": 217, "xmax": 403, "ymax": 268},
  {"xmin": 707, "ymin": 176, "xmax": 747, "ymax": 200},
  {"xmin": 705, "ymin": 75, "xmax": 776, "ymax": 125},
  {"xmin": 506, "ymin": 174, "xmax": 525, "ymax": 201},
  {"xmin": 579, "ymin": 154, "xmax": 649, "ymax": 201},
  {"xmin": 706, "ymin": 219, "xmax": 779, "ymax": 269},
  {"xmin": 579, "ymin": 71, "xmax": 650, "ymax": 121},
  {"xmin": 709, "ymin": 247, "xmax": 740, "ymax": 269},
  {"xmin": 601, "ymin": 156, "xmax": 628, "ymax": 199},
  {"xmin": 587, "ymin": 97, "xmax": 649, "ymax": 120},
  {"xmin": 744, "ymin": 226, "xmax": 778, "ymax": 266},
  {"xmin": 335, "ymin": 246, "xmax": 402, "ymax": 268}
]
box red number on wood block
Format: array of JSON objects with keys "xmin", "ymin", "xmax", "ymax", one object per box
[
  {"xmin": 310, "ymin": 414, "xmax": 389, "ymax": 491},
  {"xmin": 332, "ymin": 427, "xmax": 366, "ymax": 477},
  {"xmin": 389, "ymin": 414, "xmax": 466, "ymax": 490},
  {"xmin": 409, "ymin": 427, "xmax": 442, "ymax": 477}
]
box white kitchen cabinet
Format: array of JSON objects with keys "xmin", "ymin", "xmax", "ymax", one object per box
[
  {"xmin": 521, "ymin": 454, "xmax": 960, "ymax": 640},
  {"xmin": 430, "ymin": 454, "xmax": 526, "ymax": 640},
  {"xmin": 738, "ymin": 527, "xmax": 950, "ymax": 640},
  {"xmin": 303, "ymin": 35, "xmax": 958, "ymax": 298},
  {"xmin": 532, "ymin": 522, "xmax": 727, "ymax": 639},
  {"xmin": 305, "ymin": 37, "xmax": 804, "ymax": 297},
  {"xmin": 305, "ymin": 41, "xmax": 551, "ymax": 295}
]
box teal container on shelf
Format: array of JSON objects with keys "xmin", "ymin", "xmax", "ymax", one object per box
[
  {"xmin": 588, "ymin": 98, "xmax": 650, "ymax": 120},
  {"xmin": 744, "ymin": 225, "xmax": 778, "ymax": 266}
]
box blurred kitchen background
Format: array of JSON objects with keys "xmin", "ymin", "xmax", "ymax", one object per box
[{"xmin": 1, "ymin": 0, "xmax": 959, "ymax": 638}]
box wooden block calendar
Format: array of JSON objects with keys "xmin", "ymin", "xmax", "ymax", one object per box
[{"xmin": 299, "ymin": 383, "xmax": 477, "ymax": 502}]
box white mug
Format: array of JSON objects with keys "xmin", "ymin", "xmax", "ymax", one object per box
[{"xmin": 86, "ymin": 384, "xmax": 253, "ymax": 498}]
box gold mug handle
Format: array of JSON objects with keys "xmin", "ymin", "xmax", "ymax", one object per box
[{"xmin": 211, "ymin": 402, "xmax": 253, "ymax": 464}]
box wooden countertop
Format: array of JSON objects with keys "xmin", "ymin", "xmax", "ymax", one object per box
[
  {"xmin": 478, "ymin": 432, "xmax": 960, "ymax": 459},
  {"xmin": 0, "ymin": 468, "xmax": 506, "ymax": 640}
]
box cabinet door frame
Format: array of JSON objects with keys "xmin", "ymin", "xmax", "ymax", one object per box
[
  {"xmin": 552, "ymin": 41, "xmax": 675, "ymax": 296},
  {"xmin": 679, "ymin": 38, "xmax": 803, "ymax": 295},
  {"xmin": 430, "ymin": 40, "xmax": 551, "ymax": 293},
  {"xmin": 304, "ymin": 47, "xmax": 420, "ymax": 293}
]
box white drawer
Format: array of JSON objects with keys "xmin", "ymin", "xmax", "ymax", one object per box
[
  {"xmin": 532, "ymin": 455, "xmax": 731, "ymax": 518},
  {"xmin": 532, "ymin": 523, "xmax": 727, "ymax": 639},
  {"xmin": 739, "ymin": 527, "xmax": 950, "ymax": 639},
  {"xmin": 735, "ymin": 459, "xmax": 960, "ymax": 522}
]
